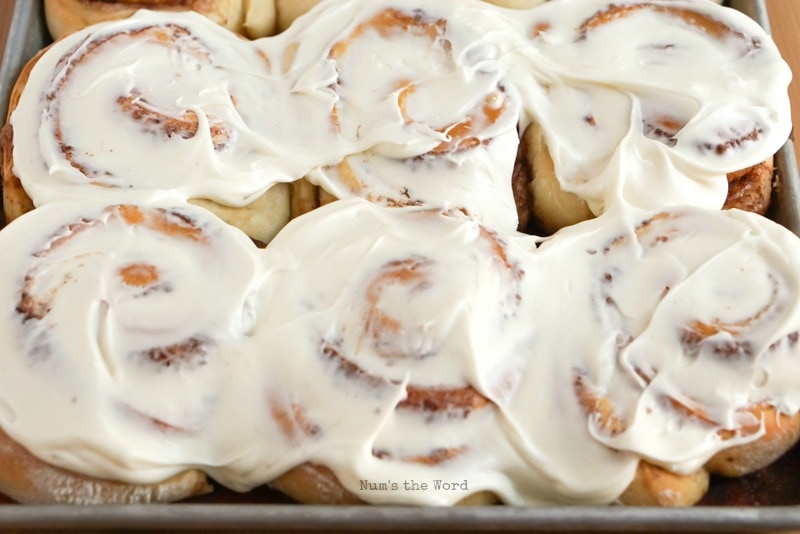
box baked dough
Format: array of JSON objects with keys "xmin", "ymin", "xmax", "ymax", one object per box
[
  {"xmin": 519, "ymin": 122, "xmax": 775, "ymax": 235},
  {"xmin": 44, "ymin": 0, "xmax": 277, "ymax": 39},
  {"xmin": 0, "ymin": 425, "xmax": 211, "ymax": 505}
]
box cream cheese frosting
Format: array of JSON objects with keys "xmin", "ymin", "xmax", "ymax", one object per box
[
  {"xmin": 2, "ymin": 198, "xmax": 800, "ymax": 505},
  {"xmin": 8, "ymin": 0, "xmax": 792, "ymax": 232},
  {"xmin": 0, "ymin": 0, "xmax": 797, "ymax": 507}
]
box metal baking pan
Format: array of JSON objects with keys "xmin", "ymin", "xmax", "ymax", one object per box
[{"xmin": 0, "ymin": 0, "xmax": 799, "ymax": 530}]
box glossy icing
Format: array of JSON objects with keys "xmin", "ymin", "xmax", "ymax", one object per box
[{"xmin": 0, "ymin": 0, "xmax": 796, "ymax": 506}]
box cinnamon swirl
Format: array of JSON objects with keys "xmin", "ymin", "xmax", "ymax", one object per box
[
  {"xmin": 283, "ymin": 2, "xmax": 526, "ymax": 232},
  {"xmin": 254, "ymin": 198, "xmax": 540, "ymax": 505}
]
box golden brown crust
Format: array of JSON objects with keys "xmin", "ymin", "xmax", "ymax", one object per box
[
  {"xmin": 707, "ymin": 406, "xmax": 800, "ymax": 478},
  {"xmin": 289, "ymin": 178, "xmax": 337, "ymax": 220},
  {"xmin": 521, "ymin": 121, "xmax": 593, "ymax": 235},
  {"xmin": 43, "ymin": 0, "xmax": 277, "ymax": 39},
  {"xmin": 575, "ymin": 369, "xmax": 800, "ymax": 506},
  {"xmin": 511, "ymin": 127, "xmax": 534, "ymax": 231},
  {"xmin": 1, "ymin": 46, "xmax": 47, "ymax": 226},
  {"xmin": 0, "ymin": 425, "xmax": 211, "ymax": 504},
  {"xmin": 188, "ymin": 183, "xmax": 291, "ymax": 246},
  {"xmin": 520, "ymin": 121, "xmax": 777, "ymax": 234},
  {"xmin": 275, "ymin": 0, "xmax": 322, "ymax": 33},
  {"xmin": 0, "ymin": 123, "xmax": 34, "ymax": 226},
  {"xmin": 618, "ymin": 462, "xmax": 710, "ymax": 507},
  {"xmin": 269, "ymin": 463, "xmax": 365, "ymax": 505},
  {"xmin": 723, "ymin": 159, "xmax": 774, "ymax": 215}
]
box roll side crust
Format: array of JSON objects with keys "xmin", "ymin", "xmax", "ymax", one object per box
[
  {"xmin": 1, "ymin": 46, "xmax": 47, "ymax": 226},
  {"xmin": 618, "ymin": 462, "xmax": 709, "ymax": 507},
  {"xmin": 520, "ymin": 122, "xmax": 777, "ymax": 234},
  {"xmin": 706, "ymin": 407, "xmax": 800, "ymax": 478},
  {"xmin": 44, "ymin": 0, "xmax": 277, "ymax": 39},
  {"xmin": 289, "ymin": 178, "xmax": 338, "ymax": 220},
  {"xmin": 520, "ymin": 121, "xmax": 593, "ymax": 235},
  {"xmin": 0, "ymin": 425, "xmax": 211, "ymax": 504},
  {"xmin": 273, "ymin": 460, "xmax": 711, "ymax": 507},
  {"xmin": 619, "ymin": 407, "xmax": 800, "ymax": 506},
  {"xmin": 275, "ymin": 0, "xmax": 322, "ymax": 32}
]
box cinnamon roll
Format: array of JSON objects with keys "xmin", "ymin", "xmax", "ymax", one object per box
[
  {"xmin": 254, "ymin": 198, "xmax": 543, "ymax": 505},
  {"xmin": 282, "ymin": 2, "xmax": 526, "ymax": 232},
  {"xmin": 521, "ymin": 121, "xmax": 775, "ymax": 234},
  {"xmin": 515, "ymin": 0, "xmax": 789, "ymax": 232},
  {"xmin": 0, "ymin": 200, "xmax": 265, "ymax": 501},
  {"xmin": 0, "ymin": 424, "xmax": 211, "ymax": 505},
  {"xmin": 44, "ymin": 0, "xmax": 278, "ymax": 39},
  {"xmin": 498, "ymin": 205, "xmax": 800, "ymax": 505},
  {"xmin": 3, "ymin": 10, "xmax": 291, "ymax": 244}
]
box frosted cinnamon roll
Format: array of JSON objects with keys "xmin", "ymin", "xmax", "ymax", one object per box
[
  {"xmin": 495, "ymin": 205, "xmax": 800, "ymax": 505},
  {"xmin": 44, "ymin": 0, "xmax": 277, "ymax": 39},
  {"xmin": 0, "ymin": 200, "xmax": 266, "ymax": 502},
  {"xmin": 0, "ymin": 424, "xmax": 211, "ymax": 504},
  {"xmin": 253, "ymin": 198, "xmax": 547, "ymax": 505},
  {"xmin": 281, "ymin": 1, "xmax": 530, "ymax": 232},
  {"xmin": 4, "ymin": 10, "xmax": 291, "ymax": 244},
  {"xmin": 512, "ymin": 0, "xmax": 790, "ymax": 231}
]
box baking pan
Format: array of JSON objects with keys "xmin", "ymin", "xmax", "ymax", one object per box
[{"xmin": 1, "ymin": 0, "xmax": 799, "ymax": 530}]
